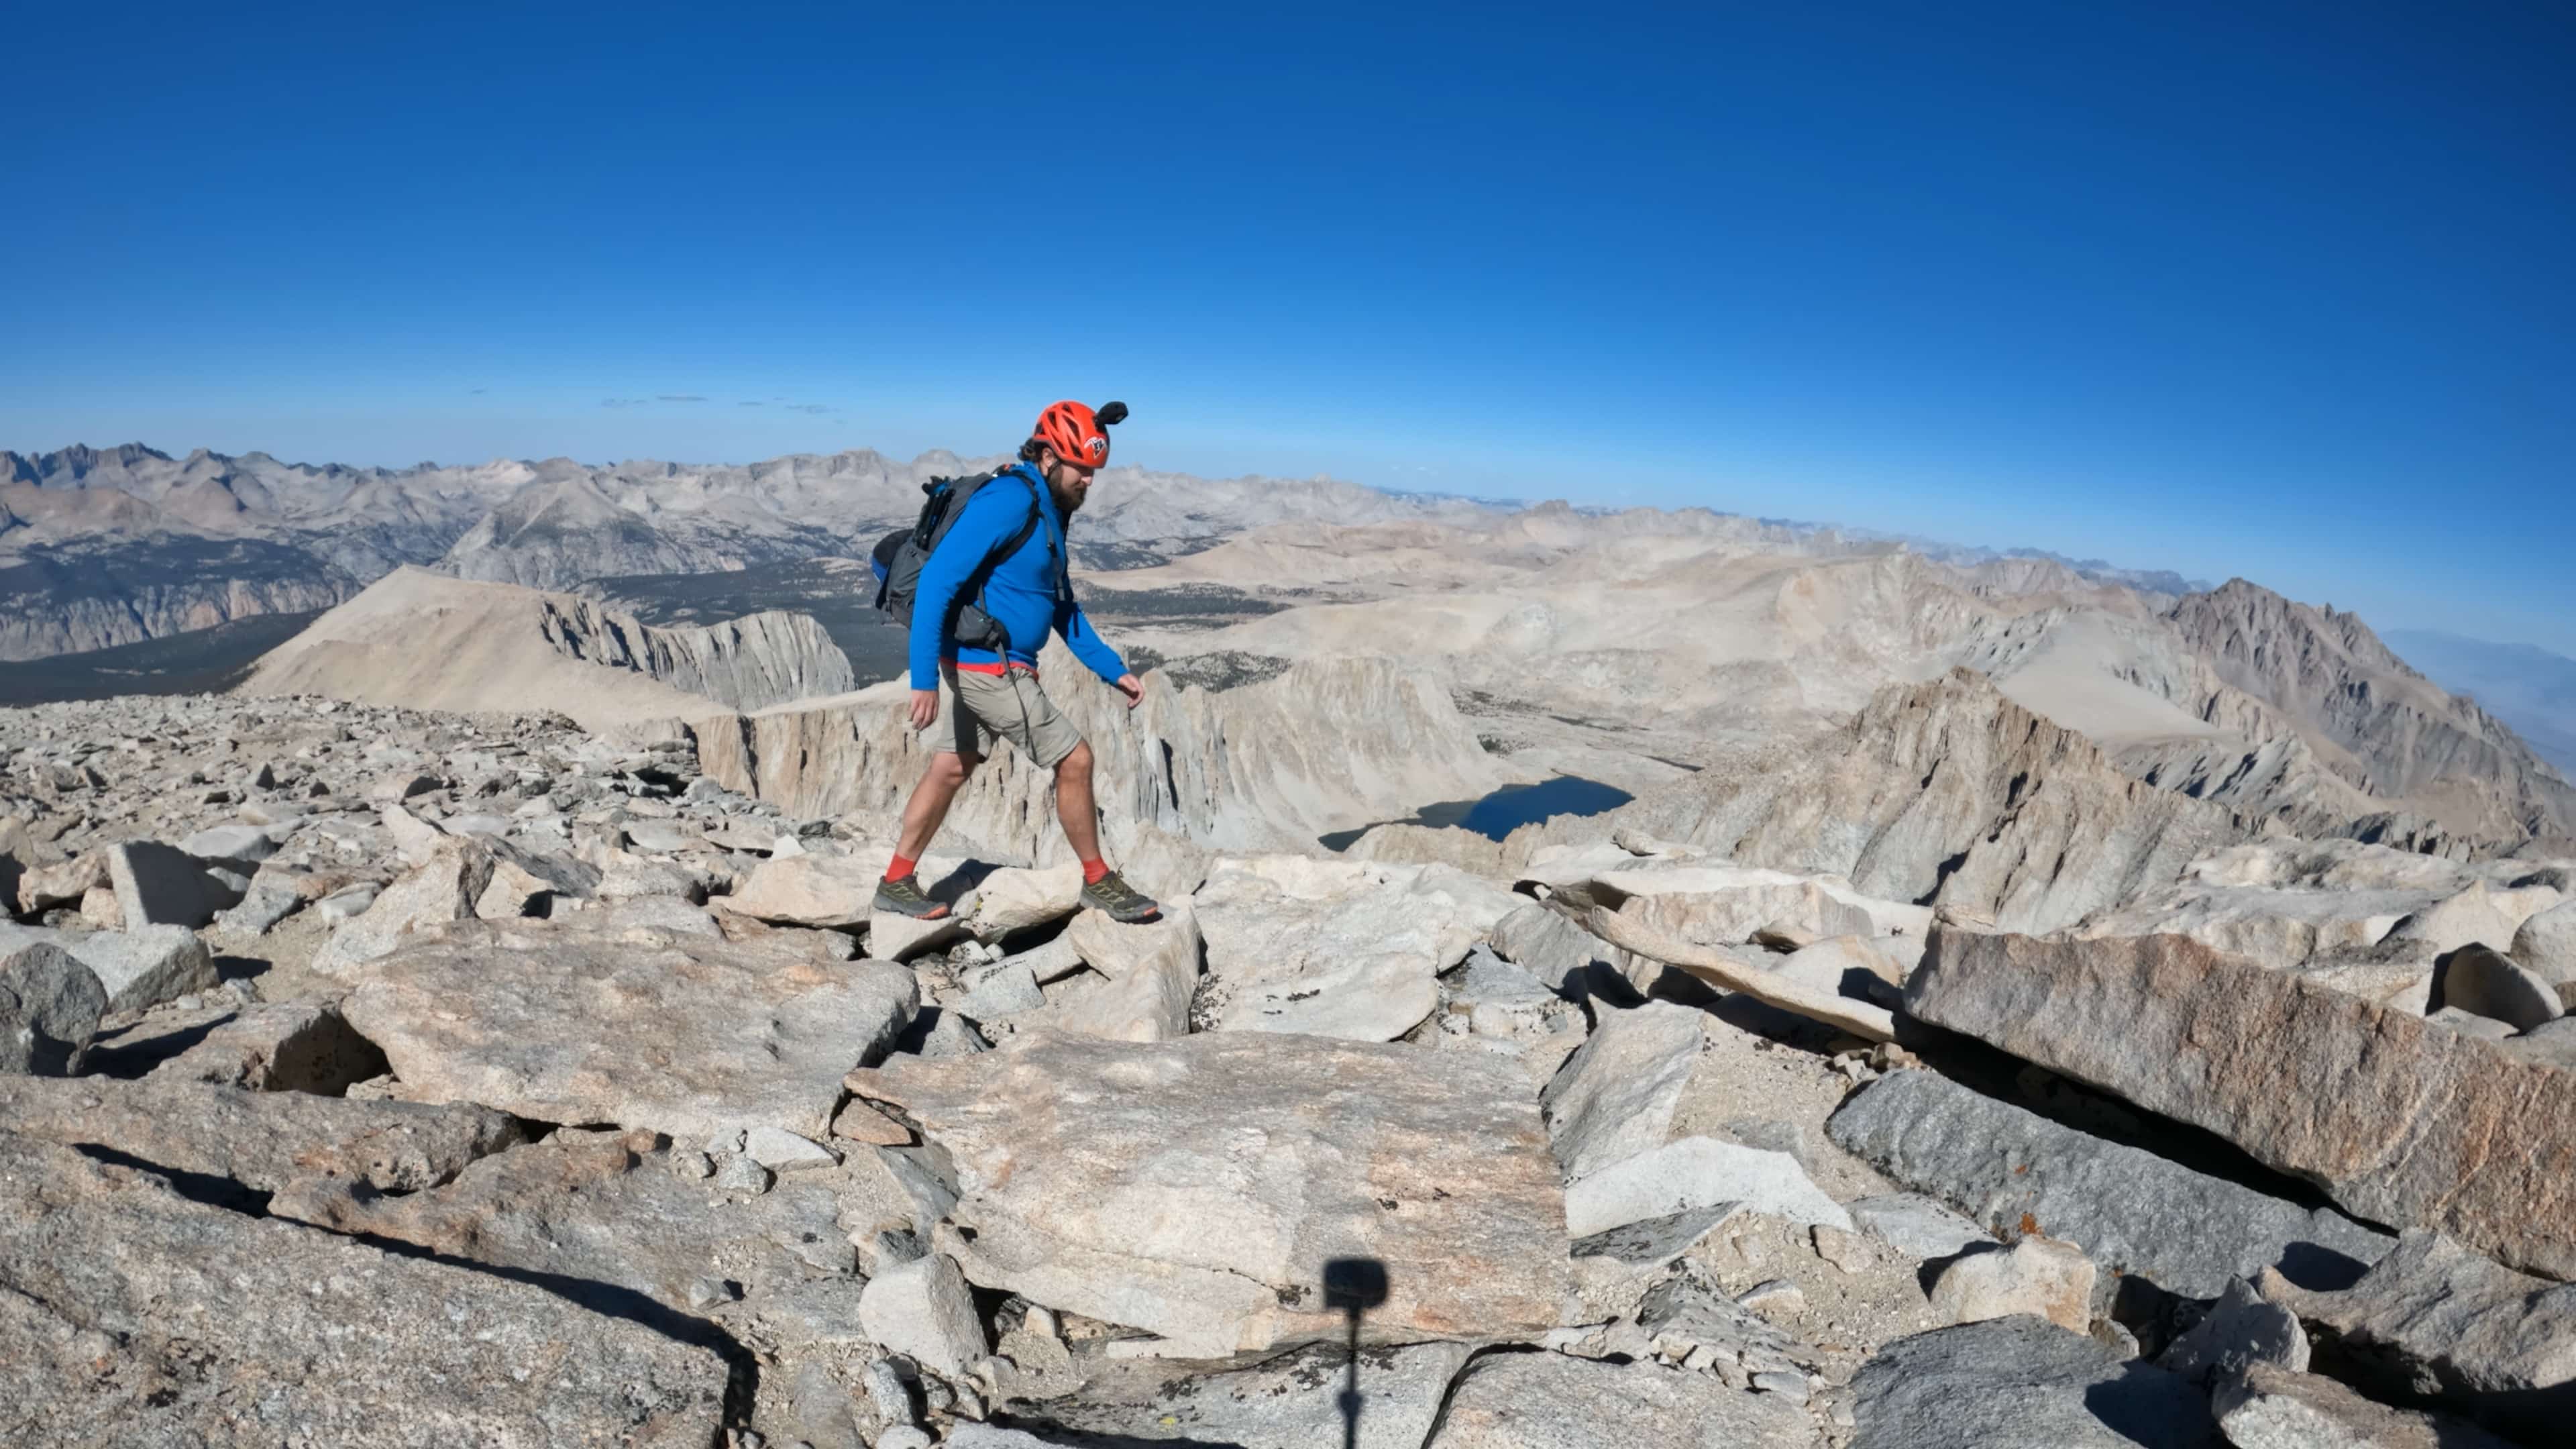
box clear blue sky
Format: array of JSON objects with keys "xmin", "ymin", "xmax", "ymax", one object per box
[{"xmin": 5, "ymin": 3, "xmax": 2571, "ymax": 650}]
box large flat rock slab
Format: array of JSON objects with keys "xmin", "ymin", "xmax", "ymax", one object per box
[
  {"xmin": 278, "ymin": 1128, "xmax": 871, "ymax": 1345},
  {"xmin": 1193, "ymin": 857, "xmax": 1522, "ymax": 1040},
  {"xmin": 1828, "ymin": 1069, "xmax": 2390, "ymax": 1299},
  {"xmin": 1540, "ymin": 1000, "xmax": 1706, "ymax": 1181},
  {"xmin": 2214, "ymin": 1362, "xmax": 2518, "ymax": 1449},
  {"xmin": 720, "ymin": 851, "xmax": 886, "ymax": 929},
  {"xmin": 1851, "ymin": 1316, "xmax": 2220, "ymax": 1449},
  {"xmin": 0, "ymin": 1075, "xmax": 522, "ymax": 1195},
  {"xmin": 849, "ymin": 1030, "xmax": 1572, "ymax": 1358},
  {"xmin": 1907, "ymin": 928, "xmax": 2576, "ymax": 1280},
  {"xmin": 1026, "ymin": 1341, "xmax": 1472, "ymax": 1448},
  {"xmin": 2262, "ymin": 1230, "xmax": 2576, "ymax": 1442},
  {"xmin": 1427, "ymin": 1350, "xmax": 1821, "ymax": 1448},
  {"xmin": 1622, "ymin": 876, "xmax": 1880, "ymax": 948},
  {"xmin": 0, "ymin": 1132, "xmax": 726, "ymax": 1447},
  {"xmin": 2076, "ymin": 883, "xmax": 2430, "ymax": 967},
  {"xmin": 1564, "ymin": 1136, "xmax": 1850, "ymax": 1238},
  {"xmin": 344, "ymin": 916, "xmax": 917, "ymax": 1140},
  {"xmin": 1532, "ymin": 862, "xmax": 1932, "ymax": 938}
]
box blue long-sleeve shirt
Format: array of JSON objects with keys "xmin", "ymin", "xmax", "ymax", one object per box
[{"xmin": 906, "ymin": 462, "xmax": 1128, "ymax": 690}]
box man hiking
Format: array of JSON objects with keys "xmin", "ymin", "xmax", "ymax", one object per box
[{"xmin": 873, "ymin": 399, "xmax": 1162, "ymax": 923}]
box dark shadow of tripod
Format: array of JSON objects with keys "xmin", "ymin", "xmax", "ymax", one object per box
[{"xmin": 1324, "ymin": 1257, "xmax": 1391, "ymax": 1449}]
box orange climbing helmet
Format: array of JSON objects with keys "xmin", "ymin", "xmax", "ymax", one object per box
[{"xmin": 1031, "ymin": 399, "xmax": 1126, "ymax": 469}]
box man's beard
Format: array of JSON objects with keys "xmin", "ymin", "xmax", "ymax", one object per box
[{"xmin": 1049, "ymin": 474, "xmax": 1087, "ymax": 516}]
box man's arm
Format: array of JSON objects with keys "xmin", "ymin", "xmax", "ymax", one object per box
[
  {"xmin": 1055, "ymin": 594, "xmax": 1143, "ymax": 706},
  {"xmin": 906, "ymin": 488, "xmax": 1015, "ymax": 692},
  {"xmin": 1053, "ymin": 594, "xmax": 1127, "ymax": 683}
]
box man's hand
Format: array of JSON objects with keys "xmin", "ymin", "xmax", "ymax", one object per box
[
  {"xmin": 1114, "ymin": 674, "xmax": 1144, "ymax": 710},
  {"xmin": 908, "ymin": 688, "xmax": 939, "ymax": 731}
]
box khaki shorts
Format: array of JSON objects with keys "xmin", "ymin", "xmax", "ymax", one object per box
[{"xmin": 929, "ymin": 661, "xmax": 1084, "ymax": 769}]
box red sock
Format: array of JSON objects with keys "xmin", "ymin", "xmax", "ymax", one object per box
[
  {"xmin": 885, "ymin": 853, "xmax": 917, "ymax": 883},
  {"xmin": 1081, "ymin": 858, "xmax": 1110, "ymax": 884}
]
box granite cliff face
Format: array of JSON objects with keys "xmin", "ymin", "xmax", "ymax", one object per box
[
  {"xmin": 2167, "ymin": 580, "xmax": 2576, "ymax": 841},
  {"xmin": 2383, "ymin": 629, "xmax": 2576, "ymax": 778},
  {"xmin": 1951, "ymin": 602, "xmax": 2491, "ymax": 852},
  {"xmin": 2, "ymin": 445, "xmax": 508, "ymax": 659},
  {"xmin": 230, "ymin": 569, "xmax": 1515, "ymax": 880},
  {"xmin": 1113, "ymin": 509, "xmax": 2571, "ymax": 856},
  {"xmin": 0, "ymin": 539, "xmax": 359, "ymax": 661},
  {"xmin": 692, "ymin": 641, "xmax": 1522, "ymax": 875},
  {"xmin": 1567, "ymin": 669, "xmax": 2261, "ymax": 933},
  {"xmin": 614, "ymin": 606, "xmax": 853, "ymax": 716}
]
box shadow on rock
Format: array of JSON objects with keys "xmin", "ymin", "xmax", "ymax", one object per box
[
  {"xmin": 67, "ymin": 1140, "xmax": 760, "ymax": 1431},
  {"xmin": 79, "ymin": 1011, "xmax": 234, "ymax": 1077},
  {"xmin": 343, "ymin": 1226, "xmax": 762, "ymax": 1429}
]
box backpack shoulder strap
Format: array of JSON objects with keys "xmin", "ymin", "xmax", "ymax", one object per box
[
  {"xmin": 990, "ymin": 470, "xmax": 1043, "ymax": 565},
  {"xmin": 960, "ymin": 470, "xmax": 1047, "ymax": 618}
]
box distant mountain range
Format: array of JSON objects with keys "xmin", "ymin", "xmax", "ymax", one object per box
[
  {"xmin": 1548, "ymin": 502, "xmax": 2207, "ymax": 598},
  {"xmin": 0, "ymin": 442, "xmax": 1497, "ymax": 660},
  {"xmin": 3, "ymin": 439, "xmax": 2214, "ymax": 664},
  {"xmin": 9, "ymin": 439, "xmax": 2567, "ymax": 851},
  {"xmin": 1095, "ymin": 502, "xmax": 2576, "ymax": 850},
  {"xmin": 1867, "ymin": 535, "xmax": 2212, "ymax": 598},
  {"xmin": 13, "ymin": 437, "xmax": 2570, "ymax": 857},
  {"xmin": 2383, "ymin": 629, "xmax": 2576, "ymax": 777}
]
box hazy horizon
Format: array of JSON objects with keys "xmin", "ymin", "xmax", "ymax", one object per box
[{"xmin": 30, "ymin": 429, "xmax": 2576, "ymax": 663}]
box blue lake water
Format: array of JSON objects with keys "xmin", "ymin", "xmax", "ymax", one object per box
[{"xmin": 1320, "ymin": 775, "xmax": 1634, "ymax": 852}]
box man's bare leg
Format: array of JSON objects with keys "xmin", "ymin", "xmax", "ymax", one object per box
[
  {"xmin": 1057, "ymin": 742, "xmax": 1159, "ymax": 920},
  {"xmin": 879, "ymin": 751, "xmax": 977, "ymax": 918},
  {"xmin": 1054, "ymin": 741, "xmax": 1099, "ymax": 862},
  {"xmin": 898, "ymin": 751, "xmax": 977, "ymax": 860}
]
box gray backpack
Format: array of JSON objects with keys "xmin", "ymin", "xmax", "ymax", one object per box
[{"xmin": 869, "ymin": 469, "xmax": 1044, "ymax": 652}]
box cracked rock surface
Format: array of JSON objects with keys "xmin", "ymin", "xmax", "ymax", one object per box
[{"xmin": 3, "ymin": 662, "xmax": 2572, "ymax": 1448}]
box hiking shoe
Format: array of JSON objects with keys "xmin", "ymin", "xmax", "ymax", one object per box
[
  {"xmin": 872, "ymin": 874, "xmax": 950, "ymax": 920},
  {"xmin": 1080, "ymin": 869, "xmax": 1161, "ymax": 923}
]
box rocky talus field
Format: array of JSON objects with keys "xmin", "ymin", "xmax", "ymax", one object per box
[
  {"xmin": 3, "ymin": 680, "xmax": 2573, "ymax": 1446},
  {"xmin": 4, "ymin": 464, "xmax": 2576, "ymax": 1447}
]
